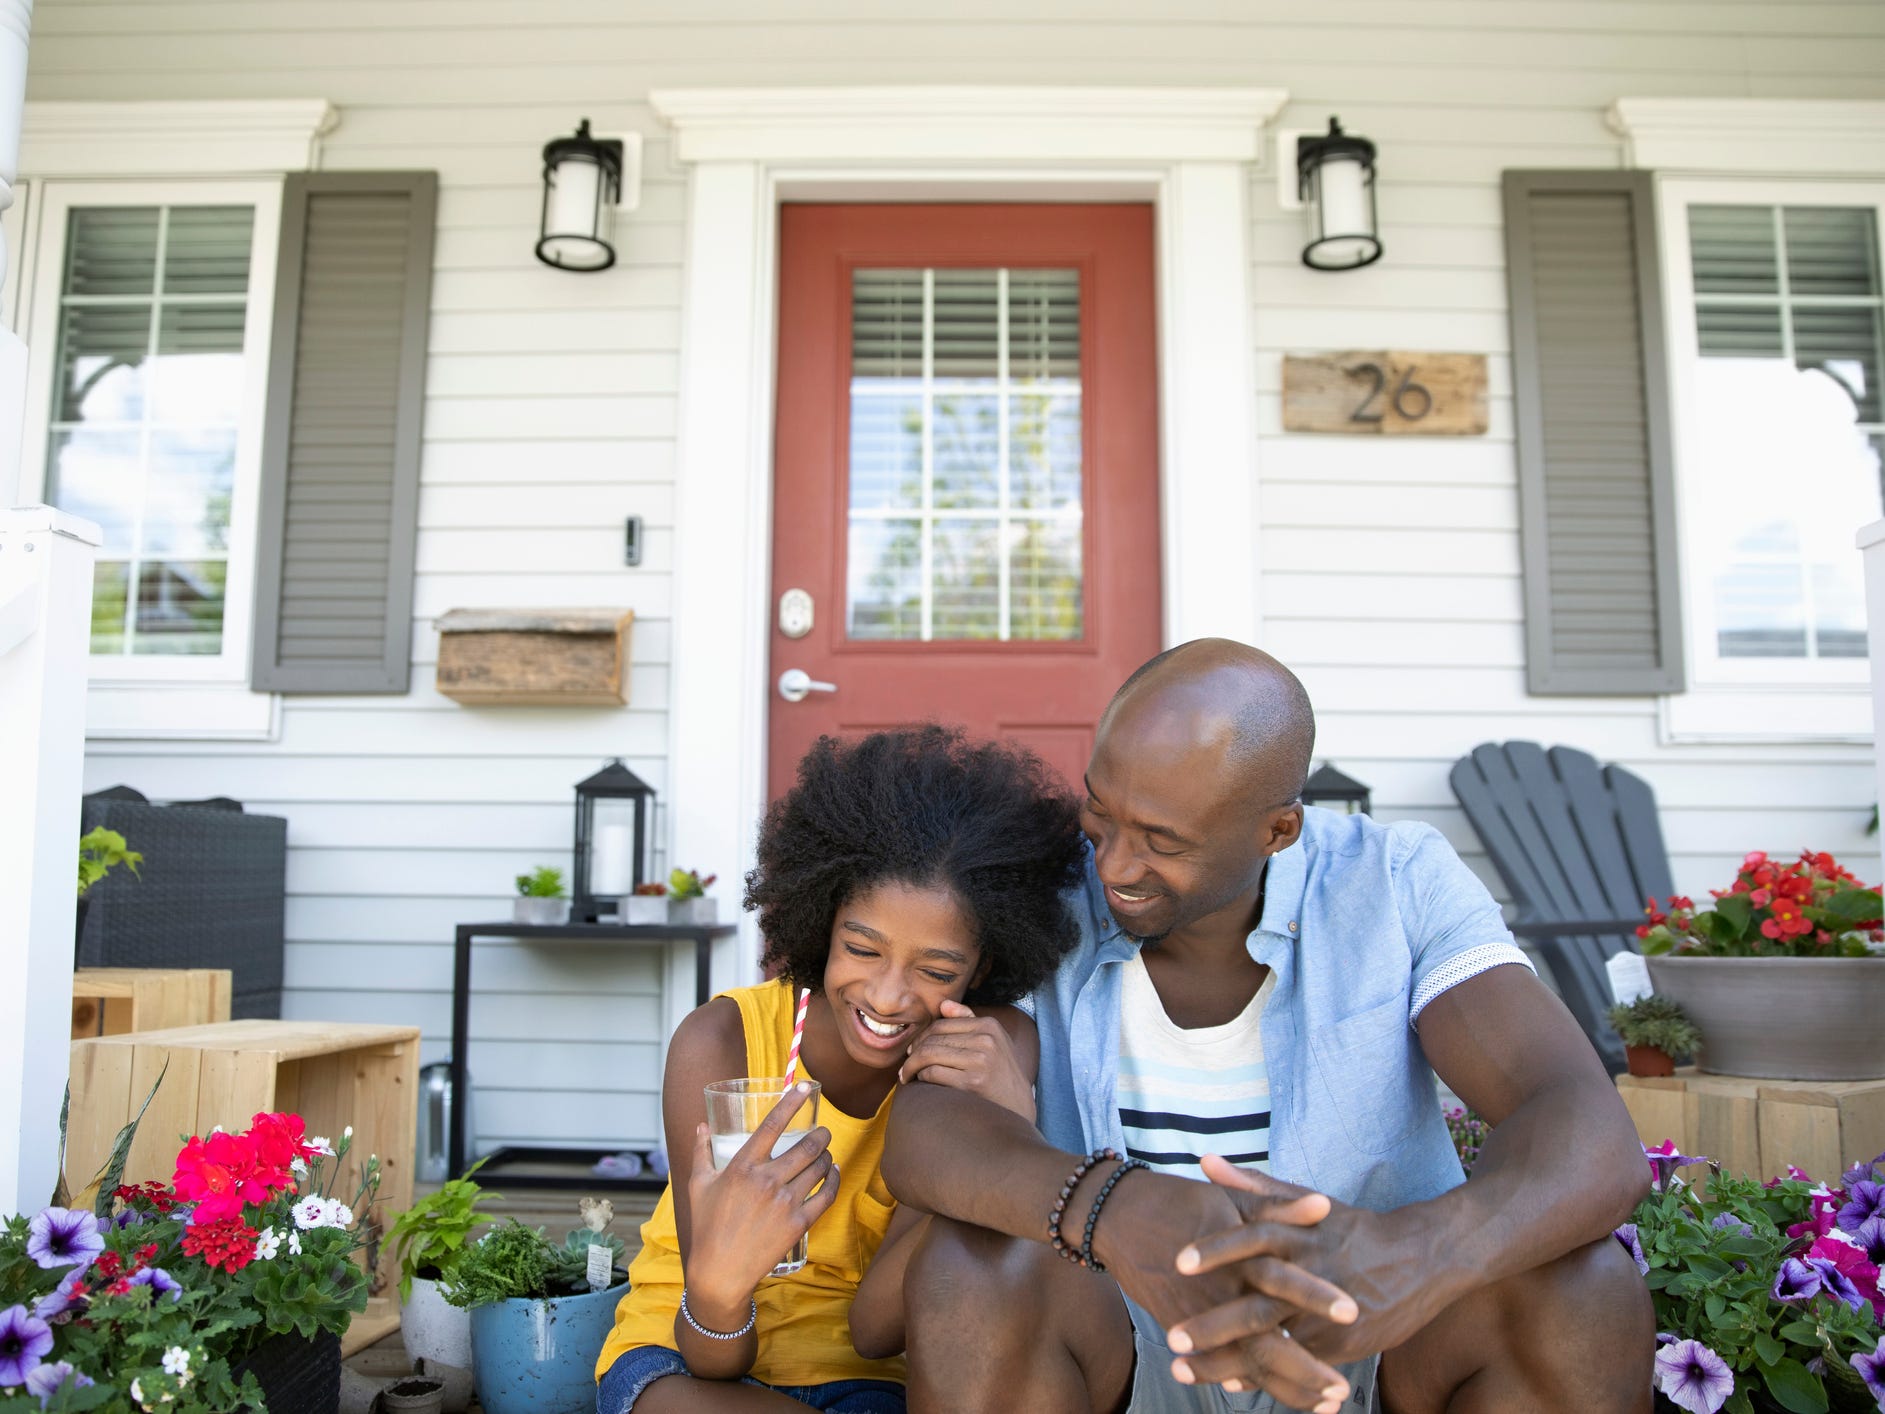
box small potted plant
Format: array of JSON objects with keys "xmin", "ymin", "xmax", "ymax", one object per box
[
  {"xmin": 76, "ymin": 825, "xmax": 142, "ymax": 948},
  {"xmin": 445, "ymin": 1204, "xmax": 628, "ymax": 1414},
  {"xmin": 624, "ymin": 880, "xmax": 667, "ymax": 925},
  {"xmin": 512, "ymin": 867, "xmax": 568, "ymax": 925},
  {"xmin": 385, "ymin": 1158, "xmax": 500, "ymax": 1412},
  {"xmin": 666, "ymin": 868, "xmax": 718, "ymax": 925},
  {"xmin": 1606, "ymin": 994, "xmax": 1702, "ymax": 1078}
]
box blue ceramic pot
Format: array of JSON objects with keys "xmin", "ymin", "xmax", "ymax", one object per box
[{"xmin": 468, "ymin": 1279, "xmax": 628, "ymax": 1414}]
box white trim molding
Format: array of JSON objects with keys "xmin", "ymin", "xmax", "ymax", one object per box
[
  {"xmin": 1608, "ymin": 99, "xmax": 1885, "ymax": 176},
  {"xmin": 20, "ymin": 99, "xmax": 338, "ymax": 177},
  {"xmin": 651, "ymin": 85, "xmax": 1285, "ymax": 1017}
]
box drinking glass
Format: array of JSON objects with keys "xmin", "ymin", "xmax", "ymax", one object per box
[{"xmin": 703, "ymin": 1077, "xmax": 823, "ymax": 1275}]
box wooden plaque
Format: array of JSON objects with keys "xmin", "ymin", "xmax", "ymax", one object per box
[{"xmin": 1283, "ymin": 351, "xmax": 1488, "ymax": 436}]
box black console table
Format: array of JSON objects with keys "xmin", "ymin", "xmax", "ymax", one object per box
[{"xmin": 448, "ymin": 919, "xmax": 737, "ymax": 1186}]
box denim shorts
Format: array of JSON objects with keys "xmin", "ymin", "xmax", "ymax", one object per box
[{"xmin": 597, "ymin": 1344, "xmax": 907, "ymax": 1413}]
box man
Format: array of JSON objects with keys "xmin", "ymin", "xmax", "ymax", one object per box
[{"xmin": 882, "ymin": 639, "xmax": 1653, "ymax": 1414}]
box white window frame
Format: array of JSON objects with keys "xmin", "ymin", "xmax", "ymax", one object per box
[
  {"xmin": 14, "ymin": 99, "xmax": 333, "ymax": 741},
  {"xmin": 17, "ymin": 179, "xmax": 283, "ymax": 688},
  {"xmin": 1655, "ymin": 177, "xmax": 1885, "ymax": 742}
]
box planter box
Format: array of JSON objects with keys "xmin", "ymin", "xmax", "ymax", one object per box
[
  {"xmin": 1616, "ymin": 1068, "xmax": 1885, "ymax": 1189},
  {"xmin": 1645, "ymin": 955, "xmax": 1885, "ymax": 1080},
  {"xmin": 435, "ymin": 608, "xmax": 634, "ymax": 707},
  {"xmin": 71, "ymin": 966, "xmax": 232, "ymax": 1040},
  {"xmin": 67, "ymin": 1019, "xmax": 420, "ymax": 1355}
]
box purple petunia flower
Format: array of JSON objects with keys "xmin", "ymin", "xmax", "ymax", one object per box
[
  {"xmin": 1772, "ymin": 1257, "xmax": 1823, "ymax": 1303},
  {"xmin": 31, "ymin": 1269, "xmax": 88, "ymax": 1322},
  {"xmin": 112, "ymin": 1207, "xmax": 144, "ymax": 1230},
  {"xmin": 127, "ymin": 1266, "xmax": 182, "ymax": 1302},
  {"xmin": 1654, "ymin": 1338, "xmax": 1735, "ymax": 1414},
  {"xmin": 1853, "ymin": 1348, "xmax": 1885, "ymax": 1406},
  {"xmin": 1850, "ymin": 1214, "xmax": 1885, "ymax": 1265},
  {"xmin": 0, "ymin": 1304, "xmax": 54, "ymax": 1387},
  {"xmin": 24, "ymin": 1208, "xmax": 103, "ymax": 1271},
  {"xmin": 1644, "ymin": 1142, "xmax": 1707, "ymax": 1192},
  {"xmin": 1837, "ymin": 1180, "xmax": 1884, "ymax": 1233},
  {"xmin": 25, "ymin": 1360, "xmax": 94, "ymax": 1406},
  {"xmin": 1709, "ymin": 1212, "xmax": 1750, "ymax": 1233},
  {"xmin": 1614, "ymin": 1223, "xmax": 1649, "ymax": 1276},
  {"xmin": 1802, "ymin": 1257, "xmax": 1868, "ymax": 1314}
]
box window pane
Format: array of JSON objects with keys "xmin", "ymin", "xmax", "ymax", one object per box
[
  {"xmin": 163, "ymin": 207, "xmax": 254, "ymax": 295},
  {"xmin": 90, "ymin": 562, "xmax": 129, "ymax": 654},
  {"xmin": 932, "ymin": 395, "xmax": 998, "ymax": 508},
  {"xmin": 1793, "ymin": 304, "xmax": 1881, "ymax": 423},
  {"xmin": 144, "ymin": 431, "xmax": 236, "ymax": 557},
  {"xmin": 1008, "ymin": 269, "xmax": 1080, "ymax": 383},
  {"xmin": 152, "ymin": 302, "xmax": 246, "ymax": 424},
  {"xmin": 847, "ymin": 519, "xmax": 921, "ymax": 640},
  {"xmin": 45, "ymin": 429, "xmax": 140, "ymax": 555},
  {"xmin": 55, "ymin": 304, "xmax": 149, "ymax": 423},
  {"xmin": 1696, "ymin": 303, "xmax": 1784, "ymax": 359},
  {"xmin": 1689, "ymin": 206, "xmax": 1778, "ymax": 296},
  {"xmin": 1009, "ymin": 519, "xmax": 1083, "ymax": 640},
  {"xmin": 64, "ymin": 208, "xmax": 159, "ymax": 297},
  {"xmin": 134, "ymin": 559, "xmax": 225, "ymax": 654},
  {"xmin": 852, "ymin": 270, "xmax": 924, "ymax": 381},
  {"xmin": 848, "ymin": 395, "xmax": 922, "ymax": 510},
  {"xmin": 1010, "ymin": 394, "xmax": 1082, "ymax": 511},
  {"xmin": 931, "ymin": 519, "xmax": 999, "ymax": 638},
  {"xmin": 931, "ymin": 270, "xmax": 999, "ymax": 380},
  {"xmin": 1785, "ymin": 207, "xmax": 1878, "ymax": 298}
]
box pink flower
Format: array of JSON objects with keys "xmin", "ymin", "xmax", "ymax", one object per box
[{"xmin": 1805, "ymin": 1234, "xmax": 1884, "ymax": 1321}]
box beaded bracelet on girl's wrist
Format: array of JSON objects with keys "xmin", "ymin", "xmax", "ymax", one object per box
[{"xmin": 679, "ymin": 1288, "xmax": 758, "ymax": 1340}]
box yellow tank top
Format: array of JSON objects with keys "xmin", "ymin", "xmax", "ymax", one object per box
[{"xmin": 595, "ymin": 980, "xmax": 906, "ymax": 1388}]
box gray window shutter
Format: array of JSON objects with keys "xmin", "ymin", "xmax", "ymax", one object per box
[
  {"xmin": 1503, "ymin": 170, "xmax": 1684, "ymax": 696},
  {"xmin": 250, "ymin": 172, "xmax": 436, "ymax": 693}
]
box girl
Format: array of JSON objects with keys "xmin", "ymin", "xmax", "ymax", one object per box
[{"xmin": 595, "ymin": 726, "xmax": 1084, "ymax": 1413}]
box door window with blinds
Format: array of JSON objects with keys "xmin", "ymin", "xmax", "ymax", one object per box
[
  {"xmin": 18, "ymin": 182, "xmax": 280, "ymax": 679},
  {"xmin": 1666, "ymin": 184, "xmax": 1885, "ymax": 679},
  {"xmin": 846, "ymin": 267, "xmax": 1084, "ymax": 641}
]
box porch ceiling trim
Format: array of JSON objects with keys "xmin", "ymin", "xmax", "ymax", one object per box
[
  {"xmin": 651, "ymin": 85, "xmax": 1284, "ymax": 1004},
  {"xmin": 1608, "ymin": 98, "xmax": 1885, "ymax": 176},
  {"xmin": 20, "ymin": 99, "xmax": 337, "ymax": 176}
]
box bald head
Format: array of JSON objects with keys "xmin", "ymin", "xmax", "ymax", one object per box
[{"xmin": 1099, "ymin": 639, "xmax": 1316, "ymax": 810}]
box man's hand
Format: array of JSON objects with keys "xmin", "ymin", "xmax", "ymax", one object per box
[
  {"xmin": 1091, "ymin": 1164, "xmax": 1362, "ymax": 1414},
  {"xmin": 899, "ymin": 1000, "xmax": 1036, "ymax": 1121},
  {"xmin": 1165, "ymin": 1156, "xmax": 1470, "ymax": 1381}
]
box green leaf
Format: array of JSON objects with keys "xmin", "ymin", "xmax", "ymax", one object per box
[
  {"xmin": 1777, "ymin": 1320, "xmax": 1821, "ymax": 1345},
  {"xmin": 1758, "ymin": 1358, "xmax": 1829, "ymax": 1414},
  {"xmin": 82, "ymin": 1057, "xmax": 169, "ymax": 1219},
  {"xmin": 1726, "ymin": 1390, "xmax": 1756, "ymax": 1414},
  {"xmin": 1713, "ymin": 891, "xmax": 1754, "ymax": 937},
  {"xmin": 1753, "ymin": 1332, "xmax": 1784, "ymax": 1366}
]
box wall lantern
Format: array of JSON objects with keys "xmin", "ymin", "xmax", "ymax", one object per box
[
  {"xmin": 572, "ymin": 757, "xmax": 655, "ymax": 921},
  {"xmin": 536, "ymin": 119, "xmax": 641, "ymax": 272},
  {"xmin": 1279, "ymin": 117, "xmax": 1383, "ymax": 272},
  {"xmin": 1301, "ymin": 762, "xmax": 1373, "ymax": 817}
]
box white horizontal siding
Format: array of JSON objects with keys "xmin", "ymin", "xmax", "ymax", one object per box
[{"xmin": 38, "ymin": 0, "xmax": 1885, "ymax": 1154}]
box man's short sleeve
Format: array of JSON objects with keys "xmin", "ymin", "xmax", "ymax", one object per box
[{"xmin": 1394, "ymin": 823, "xmax": 1535, "ymax": 1024}]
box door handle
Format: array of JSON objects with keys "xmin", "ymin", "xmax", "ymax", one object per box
[{"xmin": 778, "ymin": 668, "xmax": 837, "ymax": 703}]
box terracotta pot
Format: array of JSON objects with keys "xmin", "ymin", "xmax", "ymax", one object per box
[
  {"xmin": 1625, "ymin": 1044, "xmax": 1677, "ymax": 1078},
  {"xmin": 1645, "ymin": 956, "xmax": 1885, "ymax": 1080}
]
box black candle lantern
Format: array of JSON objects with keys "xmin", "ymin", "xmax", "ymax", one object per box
[
  {"xmin": 1301, "ymin": 762, "xmax": 1372, "ymax": 816},
  {"xmin": 1296, "ymin": 117, "xmax": 1383, "ymax": 271},
  {"xmin": 572, "ymin": 758, "xmax": 655, "ymax": 922},
  {"xmin": 536, "ymin": 118, "xmax": 625, "ymax": 272}
]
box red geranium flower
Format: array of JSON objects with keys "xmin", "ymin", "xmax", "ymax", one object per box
[
  {"xmin": 173, "ymin": 1129, "xmax": 280, "ymax": 1225},
  {"xmin": 179, "ymin": 1215, "xmax": 260, "ymax": 1273},
  {"xmin": 247, "ymin": 1110, "xmax": 316, "ymax": 1176}
]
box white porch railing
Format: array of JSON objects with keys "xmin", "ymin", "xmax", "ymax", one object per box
[
  {"xmin": 0, "ymin": 506, "xmax": 97, "ymax": 1215},
  {"xmin": 1860, "ymin": 518, "xmax": 1885, "ymax": 889}
]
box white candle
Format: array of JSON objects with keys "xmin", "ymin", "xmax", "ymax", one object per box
[{"xmin": 591, "ymin": 823, "xmax": 634, "ymax": 896}]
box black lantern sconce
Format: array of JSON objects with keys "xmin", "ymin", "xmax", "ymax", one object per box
[
  {"xmin": 1281, "ymin": 117, "xmax": 1383, "ymax": 272},
  {"xmin": 1301, "ymin": 762, "xmax": 1373, "ymax": 817},
  {"xmin": 536, "ymin": 119, "xmax": 640, "ymax": 272},
  {"xmin": 572, "ymin": 757, "xmax": 656, "ymax": 922}
]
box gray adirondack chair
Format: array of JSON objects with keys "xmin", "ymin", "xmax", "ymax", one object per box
[{"xmin": 1449, "ymin": 742, "xmax": 1674, "ymax": 1073}]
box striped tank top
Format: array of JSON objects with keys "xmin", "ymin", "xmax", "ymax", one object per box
[{"xmin": 1116, "ymin": 951, "xmax": 1275, "ymax": 1182}]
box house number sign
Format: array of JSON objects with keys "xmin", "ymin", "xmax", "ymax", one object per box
[{"xmin": 1282, "ymin": 351, "xmax": 1489, "ymax": 436}]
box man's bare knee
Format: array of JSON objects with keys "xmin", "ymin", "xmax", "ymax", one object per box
[{"xmin": 906, "ymin": 1217, "xmax": 1047, "ymax": 1331}]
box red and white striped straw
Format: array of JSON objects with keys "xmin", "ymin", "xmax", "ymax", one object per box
[{"xmin": 783, "ymin": 987, "xmax": 811, "ymax": 1086}]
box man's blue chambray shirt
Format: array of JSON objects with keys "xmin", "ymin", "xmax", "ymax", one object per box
[{"xmin": 1026, "ymin": 808, "xmax": 1535, "ymax": 1217}]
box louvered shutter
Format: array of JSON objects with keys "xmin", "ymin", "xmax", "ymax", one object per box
[
  {"xmin": 1503, "ymin": 170, "xmax": 1684, "ymax": 695},
  {"xmin": 250, "ymin": 172, "xmax": 436, "ymax": 693}
]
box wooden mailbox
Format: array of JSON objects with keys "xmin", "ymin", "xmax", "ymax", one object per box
[{"xmin": 435, "ymin": 607, "xmax": 634, "ymax": 706}]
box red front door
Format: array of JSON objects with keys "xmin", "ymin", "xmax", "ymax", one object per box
[{"xmin": 768, "ymin": 204, "xmax": 1161, "ymax": 799}]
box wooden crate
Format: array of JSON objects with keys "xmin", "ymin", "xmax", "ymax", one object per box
[
  {"xmin": 68, "ymin": 1021, "xmax": 420, "ymax": 1355},
  {"xmin": 435, "ymin": 607, "xmax": 634, "ymax": 706},
  {"xmin": 1617, "ymin": 1069, "xmax": 1885, "ymax": 1186},
  {"xmin": 71, "ymin": 967, "xmax": 232, "ymax": 1040}
]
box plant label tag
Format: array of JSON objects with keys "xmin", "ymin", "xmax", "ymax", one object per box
[
  {"xmin": 587, "ymin": 1242, "xmax": 611, "ymax": 1291},
  {"xmin": 1606, "ymin": 951, "xmax": 1653, "ymax": 1006}
]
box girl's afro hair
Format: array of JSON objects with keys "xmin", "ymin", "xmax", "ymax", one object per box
[{"xmin": 746, "ymin": 725, "xmax": 1085, "ymax": 1007}]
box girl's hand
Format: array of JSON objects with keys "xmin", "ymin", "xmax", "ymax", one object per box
[
  {"xmin": 898, "ymin": 1000, "xmax": 1036, "ymax": 1122},
  {"xmin": 683, "ymin": 1083, "xmax": 839, "ymax": 1306}
]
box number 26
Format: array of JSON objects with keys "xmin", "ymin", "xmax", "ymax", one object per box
[{"xmin": 1348, "ymin": 363, "xmax": 1433, "ymax": 423}]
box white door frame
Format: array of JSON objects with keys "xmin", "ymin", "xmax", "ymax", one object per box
[{"xmin": 651, "ymin": 86, "xmax": 1286, "ymax": 1005}]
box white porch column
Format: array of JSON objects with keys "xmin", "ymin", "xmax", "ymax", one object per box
[
  {"xmin": 1859, "ymin": 517, "xmax": 1885, "ymax": 885},
  {"xmin": 1, "ymin": 0, "xmax": 31, "ymax": 500},
  {"xmin": 0, "ymin": 507, "xmax": 98, "ymax": 1215}
]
